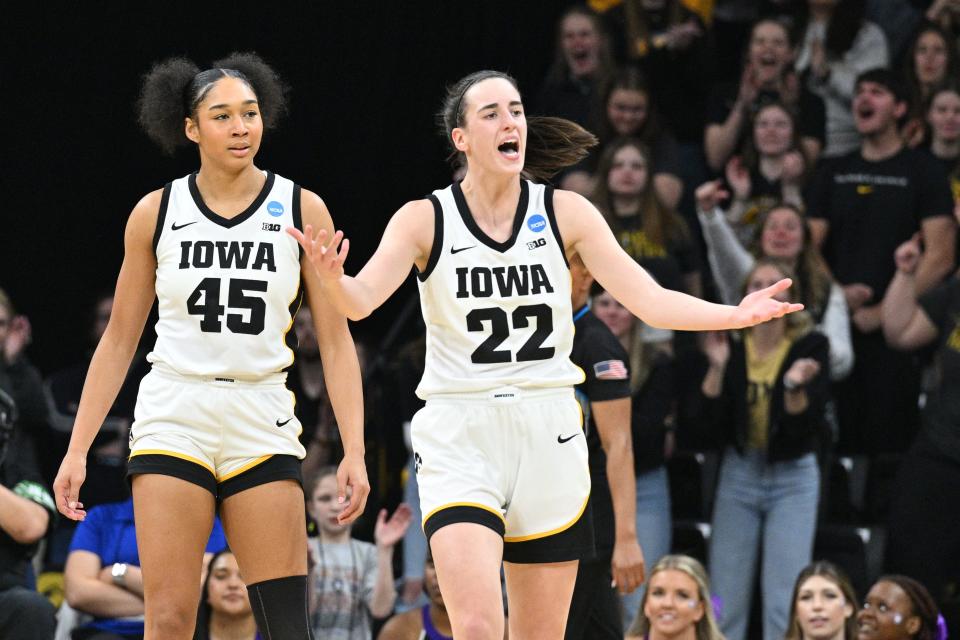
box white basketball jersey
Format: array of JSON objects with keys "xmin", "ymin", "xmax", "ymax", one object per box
[
  {"xmin": 415, "ymin": 180, "xmax": 584, "ymax": 398},
  {"xmin": 148, "ymin": 171, "xmax": 302, "ymax": 379}
]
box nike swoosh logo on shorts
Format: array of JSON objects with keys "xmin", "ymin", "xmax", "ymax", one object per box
[
  {"xmin": 171, "ymin": 221, "xmax": 198, "ymax": 231},
  {"xmin": 450, "ymin": 245, "xmax": 476, "ymax": 254},
  {"xmin": 557, "ymin": 433, "xmax": 579, "ymax": 444},
  {"xmin": 276, "ymin": 418, "xmax": 293, "ymax": 427}
]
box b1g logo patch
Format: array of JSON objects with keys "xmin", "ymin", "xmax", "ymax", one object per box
[
  {"xmin": 527, "ymin": 214, "xmax": 547, "ymax": 233},
  {"xmin": 262, "ymin": 223, "xmax": 281, "ymax": 232},
  {"xmin": 527, "ymin": 238, "xmax": 546, "ymax": 250},
  {"xmin": 267, "ymin": 201, "xmax": 285, "ymax": 217}
]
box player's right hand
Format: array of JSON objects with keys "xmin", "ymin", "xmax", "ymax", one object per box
[
  {"xmin": 53, "ymin": 452, "xmax": 87, "ymax": 521},
  {"xmin": 287, "ymin": 224, "xmax": 350, "ymax": 283}
]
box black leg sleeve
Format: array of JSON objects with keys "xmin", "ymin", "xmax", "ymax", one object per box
[{"xmin": 247, "ymin": 575, "xmax": 314, "ymax": 640}]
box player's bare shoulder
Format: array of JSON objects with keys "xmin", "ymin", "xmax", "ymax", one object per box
[{"xmin": 125, "ymin": 188, "xmax": 166, "ymax": 245}]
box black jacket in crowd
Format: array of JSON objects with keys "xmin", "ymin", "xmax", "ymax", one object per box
[{"xmin": 695, "ymin": 330, "xmax": 831, "ymax": 462}]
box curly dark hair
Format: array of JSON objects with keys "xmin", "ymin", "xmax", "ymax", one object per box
[
  {"xmin": 437, "ymin": 69, "xmax": 596, "ymax": 183},
  {"xmin": 875, "ymin": 575, "xmax": 941, "ymax": 640},
  {"xmin": 137, "ymin": 51, "xmax": 288, "ymax": 155}
]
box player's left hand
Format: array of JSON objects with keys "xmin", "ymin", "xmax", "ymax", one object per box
[
  {"xmin": 374, "ymin": 503, "xmax": 413, "ymax": 549},
  {"xmin": 287, "ymin": 224, "xmax": 350, "ymax": 283},
  {"xmin": 611, "ymin": 536, "xmax": 645, "ymax": 595},
  {"xmin": 733, "ymin": 278, "xmax": 804, "ymax": 328},
  {"xmin": 335, "ymin": 451, "xmax": 370, "ymax": 524}
]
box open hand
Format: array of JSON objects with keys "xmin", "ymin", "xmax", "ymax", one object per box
[
  {"xmin": 733, "ymin": 279, "xmax": 804, "ymax": 328},
  {"xmin": 287, "ymin": 224, "xmax": 350, "ymax": 283},
  {"xmin": 374, "ymin": 503, "xmax": 413, "ymax": 549}
]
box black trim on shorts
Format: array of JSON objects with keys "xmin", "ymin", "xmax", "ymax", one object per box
[
  {"xmin": 423, "ymin": 505, "xmax": 506, "ymax": 541},
  {"xmin": 127, "ymin": 454, "xmax": 217, "ymax": 497},
  {"xmin": 219, "ymin": 454, "xmax": 302, "ymax": 502},
  {"xmin": 543, "ymin": 185, "xmax": 569, "ymax": 268},
  {"xmin": 152, "ymin": 182, "xmax": 173, "ymax": 254},
  {"xmin": 502, "ymin": 503, "xmax": 595, "ymax": 564},
  {"xmin": 126, "ymin": 454, "xmax": 302, "ymax": 503},
  {"xmin": 417, "ymin": 194, "xmax": 444, "ymax": 282}
]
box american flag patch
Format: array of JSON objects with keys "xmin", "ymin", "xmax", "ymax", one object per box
[{"xmin": 593, "ymin": 360, "xmax": 628, "ymax": 380}]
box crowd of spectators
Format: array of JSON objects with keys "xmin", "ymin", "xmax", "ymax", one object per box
[{"xmin": 2, "ymin": 1, "xmax": 960, "ymax": 638}]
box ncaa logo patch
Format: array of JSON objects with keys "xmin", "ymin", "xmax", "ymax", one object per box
[
  {"xmin": 527, "ymin": 214, "xmax": 547, "ymax": 233},
  {"xmin": 267, "ymin": 201, "xmax": 285, "ymax": 217}
]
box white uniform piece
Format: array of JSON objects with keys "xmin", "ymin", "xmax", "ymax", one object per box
[
  {"xmin": 416, "ymin": 180, "xmax": 583, "ymax": 397},
  {"xmin": 412, "ymin": 180, "xmax": 590, "ymax": 543},
  {"xmin": 129, "ymin": 171, "xmax": 305, "ymax": 480}
]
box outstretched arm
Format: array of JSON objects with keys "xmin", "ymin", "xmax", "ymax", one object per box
[
  {"xmin": 556, "ymin": 191, "xmax": 801, "ymax": 330},
  {"xmin": 288, "ymin": 199, "xmax": 434, "ymax": 321}
]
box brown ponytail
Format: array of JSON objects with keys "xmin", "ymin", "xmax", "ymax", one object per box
[{"xmin": 523, "ymin": 116, "xmax": 598, "ymax": 183}]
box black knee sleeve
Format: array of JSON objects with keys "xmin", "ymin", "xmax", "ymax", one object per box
[{"xmin": 247, "ymin": 575, "xmax": 314, "ymax": 640}]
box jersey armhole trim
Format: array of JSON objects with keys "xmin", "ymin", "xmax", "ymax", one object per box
[
  {"xmin": 543, "ymin": 185, "xmax": 569, "ymax": 268},
  {"xmin": 292, "ymin": 184, "xmax": 303, "ymax": 259},
  {"xmin": 152, "ymin": 182, "xmax": 173, "ymax": 255},
  {"xmin": 417, "ymin": 195, "xmax": 444, "ymax": 282}
]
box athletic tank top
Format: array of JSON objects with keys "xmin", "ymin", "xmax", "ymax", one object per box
[
  {"xmin": 415, "ymin": 180, "xmax": 583, "ymax": 398},
  {"xmin": 148, "ymin": 171, "xmax": 303, "ymax": 379},
  {"xmin": 419, "ymin": 605, "xmax": 452, "ymax": 640}
]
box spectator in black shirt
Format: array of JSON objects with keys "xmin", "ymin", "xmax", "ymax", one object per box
[
  {"xmin": 808, "ymin": 68, "xmax": 956, "ymax": 452},
  {"xmin": 591, "ymin": 137, "xmax": 702, "ymax": 298},
  {"xmin": 880, "ymin": 235, "xmax": 960, "ymax": 602},
  {"xmin": 721, "ymin": 102, "xmax": 808, "ymax": 246},
  {"xmin": 565, "ymin": 255, "xmax": 645, "ymax": 640},
  {"xmin": 0, "ymin": 389, "xmax": 57, "ymax": 640},
  {"xmin": 706, "ymin": 17, "xmax": 826, "ymax": 172},
  {"xmin": 535, "ymin": 5, "xmax": 614, "ymax": 128}
]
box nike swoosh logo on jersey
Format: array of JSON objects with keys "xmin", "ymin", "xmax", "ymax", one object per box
[
  {"xmin": 557, "ymin": 433, "xmax": 580, "ymax": 444},
  {"xmin": 450, "ymin": 245, "xmax": 476, "ymax": 254},
  {"xmin": 276, "ymin": 418, "xmax": 293, "ymax": 427},
  {"xmin": 171, "ymin": 221, "xmax": 198, "ymax": 231}
]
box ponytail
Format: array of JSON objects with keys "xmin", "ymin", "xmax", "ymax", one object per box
[{"xmin": 523, "ymin": 116, "xmax": 597, "ymax": 182}]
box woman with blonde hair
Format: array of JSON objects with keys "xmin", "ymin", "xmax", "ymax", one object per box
[{"xmin": 625, "ymin": 554, "xmax": 725, "ymax": 640}]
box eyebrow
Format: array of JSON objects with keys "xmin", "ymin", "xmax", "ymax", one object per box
[
  {"xmin": 477, "ymin": 101, "xmax": 523, "ymax": 112},
  {"xmin": 207, "ymin": 99, "xmax": 258, "ymax": 111}
]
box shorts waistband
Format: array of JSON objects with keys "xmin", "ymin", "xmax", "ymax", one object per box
[
  {"xmin": 149, "ymin": 363, "xmax": 288, "ymax": 387},
  {"xmin": 424, "ymin": 386, "xmax": 573, "ymax": 404}
]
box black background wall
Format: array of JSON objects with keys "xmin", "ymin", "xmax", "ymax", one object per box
[{"xmin": 2, "ymin": 1, "xmax": 571, "ymax": 371}]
